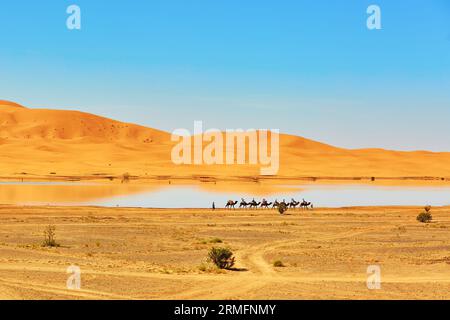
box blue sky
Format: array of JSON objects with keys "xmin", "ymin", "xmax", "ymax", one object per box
[{"xmin": 0, "ymin": 0, "xmax": 449, "ymax": 151}]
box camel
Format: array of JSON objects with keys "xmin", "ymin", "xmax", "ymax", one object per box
[
  {"xmin": 300, "ymin": 199, "xmax": 313, "ymax": 210},
  {"xmin": 272, "ymin": 200, "xmax": 280, "ymax": 209},
  {"xmin": 239, "ymin": 198, "xmax": 249, "ymax": 209},
  {"xmin": 249, "ymin": 199, "xmax": 261, "ymax": 209},
  {"xmin": 289, "ymin": 199, "xmax": 300, "ymax": 209},
  {"xmin": 280, "ymin": 199, "xmax": 289, "ymax": 207},
  {"xmin": 260, "ymin": 199, "xmax": 273, "ymax": 209},
  {"xmin": 272, "ymin": 199, "xmax": 289, "ymax": 214},
  {"xmin": 225, "ymin": 200, "xmax": 238, "ymax": 209}
]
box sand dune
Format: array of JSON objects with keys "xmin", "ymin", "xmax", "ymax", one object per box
[
  {"xmin": 0, "ymin": 100, "xmax": 168, "ymax": 142},
  {"xmin": 1, "ymin": 100, "xmax": 450, "ymax": 181}
]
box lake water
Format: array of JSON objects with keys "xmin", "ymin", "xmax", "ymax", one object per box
[{"xmin": 0, "ymin": 181, "xmax": 449, "ymax": 208}]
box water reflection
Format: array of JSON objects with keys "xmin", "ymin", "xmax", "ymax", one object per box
[
  {"xmin": 0, "ymin": 181, "xmax": 449, "ymax": 208},
  {"xmin": 0, "ymin": 181, "xmax": 159, "ymax": 205}
]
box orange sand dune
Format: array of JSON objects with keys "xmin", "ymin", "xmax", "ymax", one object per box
[
  {"xmin": 1, "ymin": 100, "xmax": 450, "ymax": 181},
  {"xmin": 0, "ymin": 100, "xmax": 168, "ymax": 142}
]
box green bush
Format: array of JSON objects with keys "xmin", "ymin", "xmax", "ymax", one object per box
[
  {"xmin": 208, "ymin": 247, "xmax": 235, "ymax": 269},
  {"xmin": 417, "ymin": 212, "xmax": 432, "ymax": 223},
  {"xmin": 273, "ymin": 260, "xmax": 284, "ymax": 267},
  {"xmin": 417, "ymin": 206, "xmax": 432, "ymax": 223},
  {"xmin": 42, "ymin": 225, "xmax": 60, "ymax": 247},
  {"xmin": 278, "ymin": 203, "xmax": 287, "ymax": 214}
]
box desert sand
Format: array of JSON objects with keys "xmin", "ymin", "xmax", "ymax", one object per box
[
  {"xmin": 1, "ymin": 100, "xmax": 450, "ymax": 182},
  {"xmin": 0, "ymin": 205, "xmax": 449, "ymax": 300}
]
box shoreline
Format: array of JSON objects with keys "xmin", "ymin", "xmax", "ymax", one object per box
[
  {"xmin": 2, "ymin": 174, "xmax": 450, "ymax": 185},
  {"xmin": 2, "ymin": 205, "xmax": 449, "ymax": 211}
]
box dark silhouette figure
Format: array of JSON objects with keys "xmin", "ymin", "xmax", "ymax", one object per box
[
  {"xmin": 260, "ymin": 199, "xmax": 273, "ymax": 209},
  {"xmin": 272, "ymin": 200, "xmax": 280, "ymax": 209},
  {"xmin": 289, "ymin": 199, "xmax": 300, "ymax": 209},
  {"xmin": 249, "ymin": 199, "xmax": 261, "ymax": 209},
  {"xmin": 225, "ymin": 200, "xmax": 238, "ymax": 209},
  {"xmin": 301, "ymin": 199, "xmax": 312, "ymax": 210},
  {"xmin": 239, "ymin": 198, "xmax": 249, "ymax": 209}
]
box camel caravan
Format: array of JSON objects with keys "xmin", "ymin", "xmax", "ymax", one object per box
[{"xmin": 225, "ymin": 198, "xmax": 313, "ymax": 213}]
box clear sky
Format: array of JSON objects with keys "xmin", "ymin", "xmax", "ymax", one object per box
[{"xmin": 0, "ymin": 0, "xmax": 449, "ymax": 151}]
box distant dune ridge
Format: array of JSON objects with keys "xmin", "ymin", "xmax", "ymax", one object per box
[
  {"xmin": 0, "ymin": 100, "xmax": 168, "ymax": 142},
  {"xmin": 1, "ymin": 99, "xmax": 450, "ymax": 180}
]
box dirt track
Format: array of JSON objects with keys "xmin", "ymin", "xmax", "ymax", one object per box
[{"xmin": 0, "ymin": 205, "xmax": 449, "ymax": 300}]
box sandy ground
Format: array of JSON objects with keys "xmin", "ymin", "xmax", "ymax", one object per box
[{"xmin": 0, "ymin": 205, "xmax": 449, "ymax": 300}]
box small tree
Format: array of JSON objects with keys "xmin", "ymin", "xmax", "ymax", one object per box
[
  {"xmin": 122, "ymin": 172, "xmax": 131, "ymax": 183},
  {"xmin": 208, "ymin": 247, "xmax": 235, "ymax": 269},
  {"xmin": 417, "ymin": 206, "xmax": 432, "ymax": 223},
  {"xmin": 278, "ymin": 203, "xmax": 287, "ymax": 214},
  {"xmin": 273, "ymin": 260, "xmax": 285, "ymax": 267},
  {"xmin": 42, "ymin": 225, "xmax": 59, "ymax": 247}
]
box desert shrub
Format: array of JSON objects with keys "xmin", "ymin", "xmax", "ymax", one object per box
[
  {"xmin": 417, "ymin": 206, "xmax": 432, "ymax": 223},
  {"xmin": 417, "ymin": 212, "xmax": 432, "ymax": 223},
  {"xmin": 122, "ymin": 172, "xmax": 131, "ymax": 182},
  {"xmin": 208, "ymin": 247, "xmax": 235, "ymax": 269},
  {"xmin": 273, "ymin": 260, "xmax": 284, "ymax": 267},
  {"xmin": 199, "ymin": 238, "xmax": 223, "ymax": 245},
  {"xmin": 198, "ymin": 262, "xmax": 226, "ymax": 274},
  {"xmin": 42, "ymin": 225, "xmax": 59, "ymax": 247},
  {"xmin": 278, "ymin": 203, "xmax": 287, "ymax": 214}
]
